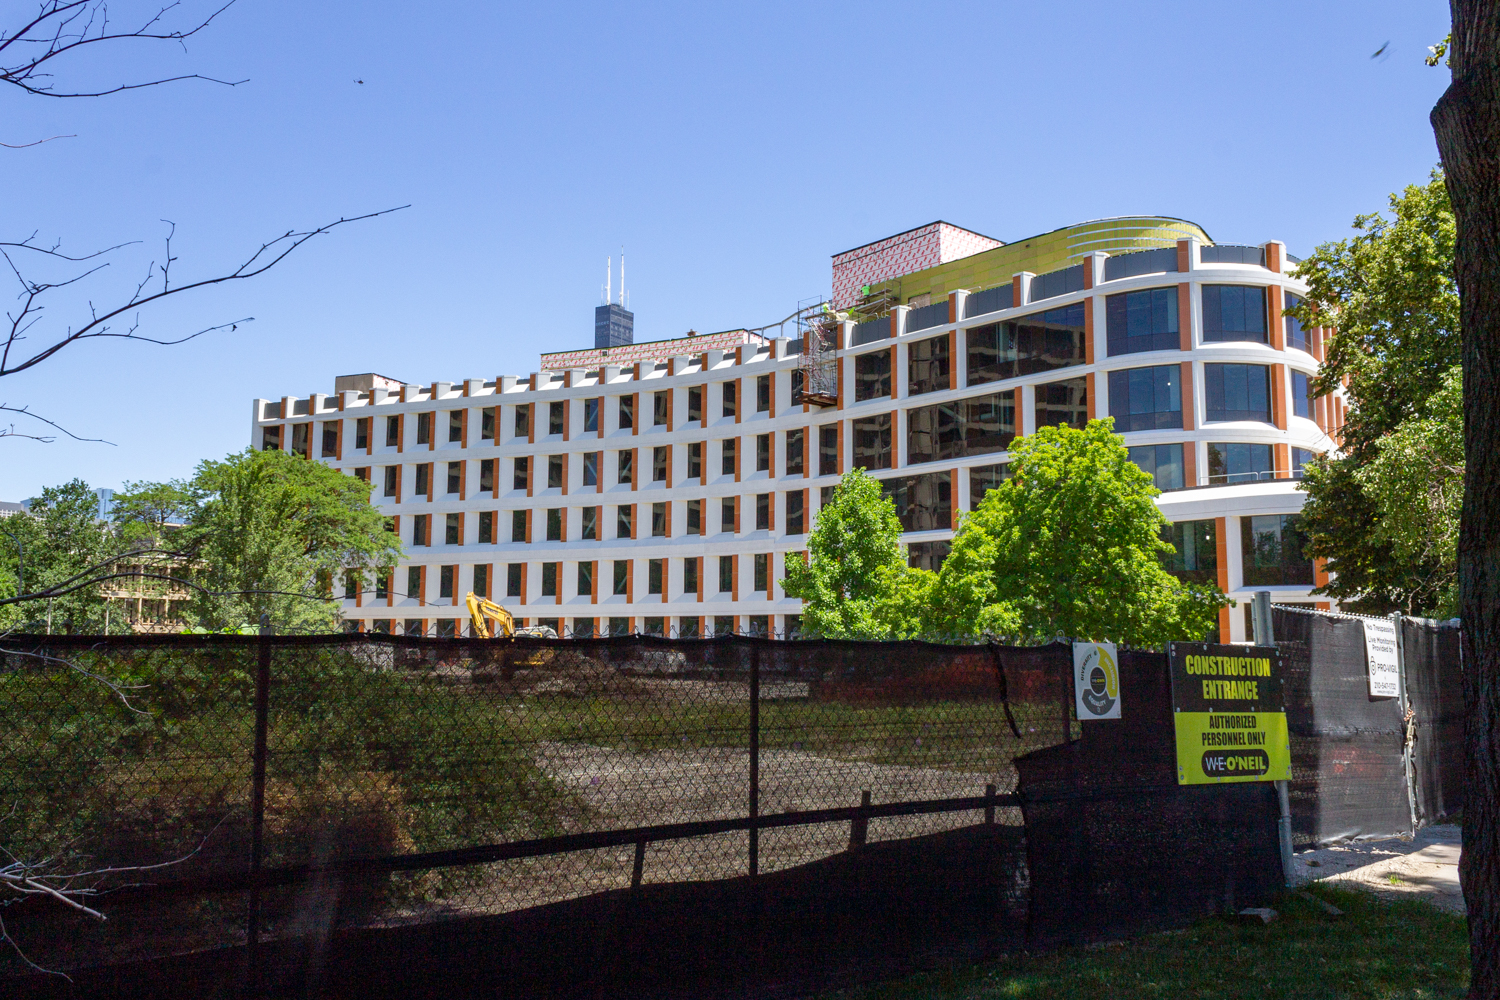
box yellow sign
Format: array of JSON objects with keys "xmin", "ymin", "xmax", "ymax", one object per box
[{"xmin": 1169, "ymin": 642, "xmax": 1290, "ymax": 785}]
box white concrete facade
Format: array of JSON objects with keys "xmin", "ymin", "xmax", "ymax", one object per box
[{"xmin": 251, "ymin": 232, "xmax": 1345, "ymax": 642}]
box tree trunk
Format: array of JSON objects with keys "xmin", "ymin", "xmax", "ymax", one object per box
[{"xmin": 1431, "ymin": 5, "xmax": 1500, "ymax": 997}]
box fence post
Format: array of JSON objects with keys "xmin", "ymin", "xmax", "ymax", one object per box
[
  {"xmin": 748, "ymin": 640, "xmax": 760, "ymax": 877},
  {"xmin": 1394, "ymin": 611, "xmax": 1420, "ymax": 833},
  {"xmin": 848, "ymin": 789, "xmax": 870, "ymax": 849},
  {"xmin": 246, "ymin": 613, "xmax": 272, "ymax": 994},
  {"xmin": 1251, "ymin": 592, "xmax": 1296, "ymax": 887},
  {"xmin": 985, "ymin": 783, "xmax": 996, "ymax": 825}
]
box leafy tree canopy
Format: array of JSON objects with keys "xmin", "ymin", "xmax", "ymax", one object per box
[
  {"xmin": 937, "ymin": 420, "xmax": 1226, "ymax": 646},
  {"xmin": 0, "ymin": 480, "xmax": 109, "ymax": 632},
  {"xmin": 1286, "ymin": 172, "xmax": 1461, "ymax": 614}
]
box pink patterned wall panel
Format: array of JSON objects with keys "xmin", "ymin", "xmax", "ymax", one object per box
[{"xmin": 831, "ymin": 222, "xmax": 1001, "ymax": 308}]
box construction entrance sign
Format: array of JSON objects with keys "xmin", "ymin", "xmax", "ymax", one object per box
[{"xmin": 1168, "ymin": 642, "xmax": 1290, "ymax": 785}]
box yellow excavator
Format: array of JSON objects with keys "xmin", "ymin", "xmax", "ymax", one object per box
[{"xmin": 465, "ymin": 592, "xmax": 557, "ymax": 639}]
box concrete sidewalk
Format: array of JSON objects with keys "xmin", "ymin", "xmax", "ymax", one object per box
[{"xmin": 1291, "ymin": 824, "xmax": 1464, "ymax": 914}]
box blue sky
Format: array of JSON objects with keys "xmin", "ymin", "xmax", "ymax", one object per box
[{"xmin": 3, "ymin": 0, "xmax": 1451, "ymax": 500}]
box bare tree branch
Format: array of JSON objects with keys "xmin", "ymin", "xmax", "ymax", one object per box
[
  {"xmin": 0, "ymin": 133, "xmax": 73, "ymax": 148},
  {"xmin": 0, "ymin": 1, "xmax": 245, "ymax": 99},
  {"xmin": 0, "ymin": 403, "xmax": 114, "ymax": 443}
]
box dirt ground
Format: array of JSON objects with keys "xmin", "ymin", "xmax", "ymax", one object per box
[{"xmin": 1292, "ymin": 823, "xmax": 1464, "ymax": 914}]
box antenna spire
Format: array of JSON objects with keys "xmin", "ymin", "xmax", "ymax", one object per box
[{"xmin": 619, "ymin": 247, "xmax": 625, "ymax": 307}]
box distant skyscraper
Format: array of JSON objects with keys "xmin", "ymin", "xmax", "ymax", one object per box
[{"xmin": 595, "ymin": 303, "xmax": 634, "ymax": 349}]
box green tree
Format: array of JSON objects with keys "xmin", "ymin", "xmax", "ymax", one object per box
[
  {"xmin": 938, "ymin": 420, "xmax": 1226, "ymax": 645},
  {"xmin": 0, "ymin": 481, "xmax": 110, "ymax": 633},
  {"xmin": 179, "ymin": 449, "xmax": 400, "ymax": 632},
  {"xmin": 1286, "ymin": 172, "xmax": 1460, "ymax": 614},
  {"xmin": 111, "ymin": 479, "xmax": 194, "ymax": 548}
]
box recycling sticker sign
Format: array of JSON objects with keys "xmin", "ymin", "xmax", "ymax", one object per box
[
  {"xmin": 1073, "ymin": 641, "xmax": 1121, "ymax": 720},
  {"xmin": 1168, "ymin": 642, "xmax": 1290, "ymax": 785}
]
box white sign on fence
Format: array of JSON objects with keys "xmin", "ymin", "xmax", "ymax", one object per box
[
  {"xmin": 1363, "ymin": 618, "xmax": 1401, "ymax": 698},
  {"xmin": 1073, "ymin": 641, "xmax": 1121, "ymax": 720}
]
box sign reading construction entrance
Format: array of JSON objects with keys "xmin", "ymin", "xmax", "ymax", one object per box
[
  {"xmin": 1073, "ymin": 642, "xmax": 1121, "ymax": 720},
  {"xmin": 1168, "ymin": 642, "xmax": 1289, "ymax": 785}
]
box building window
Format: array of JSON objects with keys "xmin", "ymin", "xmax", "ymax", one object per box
[
  {"xmin": 617, "ymin": 504, "xmax": 633, "ymax": 538},
  {"xmin": 581, "ymin": 506, "xmax": 597, "ymax": 540},
  {"xmin": 908, "ymin": 335, "xmax": 950, "ymax": 396},
  {"xmin": 514, "ymin": 456, "xmax": 529, "ymax": 490},
  {"xmin": 1207, "ymin": 442, "xmax": 1274, "ymax": 484},
  {"xmin": 1108, "ymin": 366, "xmax": 1182, "ymax": 432},
  {"xmin": 722, "ymin": 381, "xmax": 737, "ymax": 418},
  {"xmin": 1035, "ymin": 377, "xmax": 1089, "ymax": 430},
  {"xmin": 718, "ymin": 555, "xmax": 734, "ymax": 593},
  {"xmin": 355, "ymin": 418, "xmax": 370, "ymax": 450},
  {"xmin": 969, "ymin": 463, "xmax": 1010, "ymax": 509},
  {"xmin": 619, "ymin": 395, "xmax": 634, "ymax": 430},
  {"xmin": 584, "ymin": 397, "xmax": 600, "ymax": 433},
  {"xmin": 1292, "ymin": 447, "xmax": 1316, "ymax": 478},
  {"xmin": 448, "ymin": 410, "xmax": 463, "ymax": 443},
  {"xmin": 689, "ymin": 386, "xmax": 703, "ymax": 422},
  {"xmin": 447, "ymin": 461, "xmax": 462, "ymax": 495},
  {"xmin": 541, "ymin": 562, "xmax": 558, "ymax": 597},
  {"xmin": 407, "ymin": 566, "xmax": 422, "ymax": 600},
  {"xmin": 321, "ymin": 424, "xmax": 339, "ymax": 458},
  {"xmin": 538, "ymin": 617, "xmax": 561, "ymax": 635},
  {"xmin": 713, "ymin": 615, "xmax": 735, "ymax": 635},
  {"xmin": 375, "ymin": 574, "xmax": 389, "ymax": 600},
  {"xmin": 386, "ymin": 415, "xmax": 401, "ymax": 447},
  {"xmin": 755, "ymin": 493, "xmax": 770, "ymax": 531},
  {"xmin": 721, "ymin": 497, "xmax": 736, "ymax": 533},
  {"xmin": 852, "ymin": 414, "xmax": 892, "ymax": 470},
  {"xmin": 652, "ymin": 502, "xmax": 667, "ymax": 537},
  {"xmin": 613, "ymin": 560, "xmax": 629, "ymax": 595},
  {"xmin": 514, "ymin": 403, "xmax": 531, "ymax": 437},
  {"xmin": 412, "ymin": 514, "xmax": 429, "ymax": 546},
  {"xmin": 478, "ymin": 510, "xmax": 494, "ymax": 543},
  {"xmin": 354, "ymin": 467, "xmax": 371, "ymax": 483},
  {"xmin": 548, "ymin": 401, "xmax": 564, "ymax": 436},
  {"xmin": 414, "ymin": 463, "xmax": 431, "ymax": 498},
  {"xmin": 290, "ymin": 422, "xmax": 310, "ymax": 455},
  {"xmin": 260, "ymin": 425, "xmax": 282, "ymax": 451},
  {"xmin": 572, "ymin": 618, "xmax": 595, "ymax": 638},
  {"xmin": 583, "ymin": 451, "xmax": 598, "ymax": 487},
  {"xmin": 786, "ymin": 429, "xmax": 805, "ymax": 476},
  {"xmin": 412, "ymin": 413, "xmax": 430, "ymax": 446},
  {"xmin": 966, "ymin": 302, "xmax": 1086, "ymax": 386},
  {"xmin": 609, "ymin": 616, "xmax": 631, "ymax": 636},
  {"xmin": 907, "ymin": 540, "xmax": 951, "ymax": 573},
  {"xmin": 618, "ymin": 449, "xmax": 633, "ymax": 484},
  {"xmin": 785, "ymin": 491, "xmax": 805, "ymax": 535},
  {"xmin": 548, "ymin": 454, "xmax": 563, "ymax": 489},
  {"xmin": 1128, "ymin": 443, "xmax": 1186, "ymax": 491},
  {"xmin": 879, "ymin": 472, "xmax": 951, "ymax": 532},
  {"xmin": 512, "ymin": 510, "xmax": 527, "ymax": 542},
  {"xmin": 648, "ymin": 558, "xmax": 664, "ymax": 595},
  {"xmin": 507, "ymin": 563, "xmax": 523, "ymax": 597},
  {"xmin": 479, "ymin": 458, "xmax": 495, "ymax": 493},
  {"xmin": 854, "ymin": 349, "xmax": 891, "ymax": 401},
  {"xmin": 756, "ymin": 434, "xmax": 770, "ymax": 472},
  {"xmin": 722, "ymin": 438, "xmax": 737, "ymax": 475},
  {"xmin": 688, "ymin": 442, "xmax": 703, "ymax": 479},
  {"xmin": 1292, "ymin": 371, "xmax": 1314, "ymax": 419},
  {"xmin": 404, "ymin": 618, "xmax": 424, "ymax": 637},
  {"xmin": 481, "ymin": 408, "xmax": 495, "ymax": 441},
  {"xmin": 819, "ymin": 424, "xmax": 839, "ymax": 476},
  {"xmin": 577, "ymin": 562, "xmax": 593, "ymax": 597},
  {"xmin": 473, "ymin": 564, "xmax": 489, "ymax": 597},
  {"xmin": 757, "ymin": 374, "xmax": 771, "ymax": 412},
  {"xmin": 445, "ymin": 513, "xmax": 461, "ymax": 545},
  {"xmin": 1106, "ymin": 287, "xmax": 1179, "ymax": 356},
  {"xmin": 383, "ymin": 466, "xmax": 398, "ymax": 498},
  {"xmin": 679, "ymin": 616, "xmax": 700, "ymax": 638},
  {"xmin": 1241, "ymin": 514, "xmax": 1314, "ymax": 586},
  {"xmin": 907, "ymin": 391, "xmax": 1015, "ymax": 465},
  {"xmin": 546, "ymin": 508, "xmax": 562, "ymax": 541},
  {"xmin": 653, "ymin": 391, "xmax": 669, "ymax": 426},
  {"xmin": 653, "ymin": 446, "xmax": 668, "ymax": 482},
  {"xmin": 1202, "ymin": 285, "xmax": 1268, "ymax": 344},
  {"xmin": 1162, "ymin": 519, "xmax": 1218, "ymax": 584},
  {"xmin": 791, "ymin": 368, "xmax": 805, "ymax": 400},
  {"xmin": 1205, "ymin": 363, "xmax": 1272, "ymax": 423},
  {"xmin": 753, "ymin": 553, "xmax": 768, "ymax": 593},
  {"xmin": 439, "ymin": 565, "xmax": 456, "ymax": 599},
  {"xmin": 1284, "ymin": 292, "xmax": 1310, "ymax": 353},
  {"xmin": 434, "ymin": 618, "xmax": 455, "ymax": 638},
  {"xmin": 687, "ymin": 498, "xmax": 702, "ymax": 534},
  {"xmin": 344, "ymin": 571, "xmax": 358, "ymax": 600},
  {"xmin": 644, "ymin": 617, "xmax": 665, "ymax": 637},
  {"xmin": 676, "ymin": 559, "xmax": 695, "ymax": 599}
]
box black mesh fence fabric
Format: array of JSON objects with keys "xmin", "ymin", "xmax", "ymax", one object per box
[
  {"xmin": 1401, "ymin": 617, "xmax": 1465, "ymax": 823},
  {"xmin": 1273, "ymin": 608, "xmax": 1410, "ymax": 846},
  {"xmin": 1016, "ymin": 649, "xmax": 1283, "ymax": 946},
  {"xmin": 0, "ymin": 633, "xmax": 1068, "ymax": 978}
]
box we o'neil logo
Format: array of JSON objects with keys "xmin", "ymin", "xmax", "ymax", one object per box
[{"xmin": 1200, "ymin": 749, "xmax": 1270, "ymax": 776}]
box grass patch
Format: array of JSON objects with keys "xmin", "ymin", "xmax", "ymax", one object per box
[{"xmin": 820, "ymin": 885, "xmax": 1468, "ymax": 1000}]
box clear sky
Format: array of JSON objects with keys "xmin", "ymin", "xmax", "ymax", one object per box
[{"xmin": 3, "ymin": 0, "xmax": 1452, "ymax": 501}]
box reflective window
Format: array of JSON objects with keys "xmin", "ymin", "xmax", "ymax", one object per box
[
  {"xmin": 852, "ymin": 414, "xmax": 892, "ymax": 470},
  {"xmin": 966, "ymin": 301, "xmax": 1086, "ymax": 386},
  {"xmin": 968, "ymin": 463, "xmax": 1010, "ymax": 509},
  {"xmin": 1202, "ymin": 285, "xmax": 1268, "ymax": 343},
  {"xmin": 1161, "ymin": 520, "xmax": 1218, "ymax": 584},
  {"xmin": 1241, "ymin": 514, "xmax": 1314, "ymax": 586},
  {"xmin": 1205, "ymin": 364, "xmax": 1272, "ymax": 423},
  {"xmin": 1292, "ymin": 371, "xmax": 1314, "ymax": 419},
  {"xmin": 1127, "ymin": 443, "xmax": 1185, "ymax": 491},
  {"xmin": 1108, "ymin": 365, "xmax": 1182, "ymax": 432},
  {"xmin": 907, "ymin": 391, "xmax": 1015, "ymax": 464},
  {"xmin": 1207, "ymin": 442, "xmax": 1273, "ymax": 484},
  {"xmin": 908, "ymin": 335, "xmax": 950, "ymax": 396},
  {"xmin": 879, "ymin": 472, "xmax": 951, "ymax": 532},
  {"xmin": 1284, "ymin": 292, "xmax": 1310, "ymax": 353},
  {"xmin": 855, "ymin": 349, "xmax": 891, "ymax": 401},
  {"xmin": 1035, "ymin": 376, "xmax": 1089, "ymax": 430},
  {"xmin": 1106, "ymin": 287, "xmax": 1179, "ymax": 355}
]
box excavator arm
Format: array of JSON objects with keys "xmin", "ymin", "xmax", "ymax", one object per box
[{"xmin": 465, "ymin": 592, "xmax": 515, "ymax": 639}]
